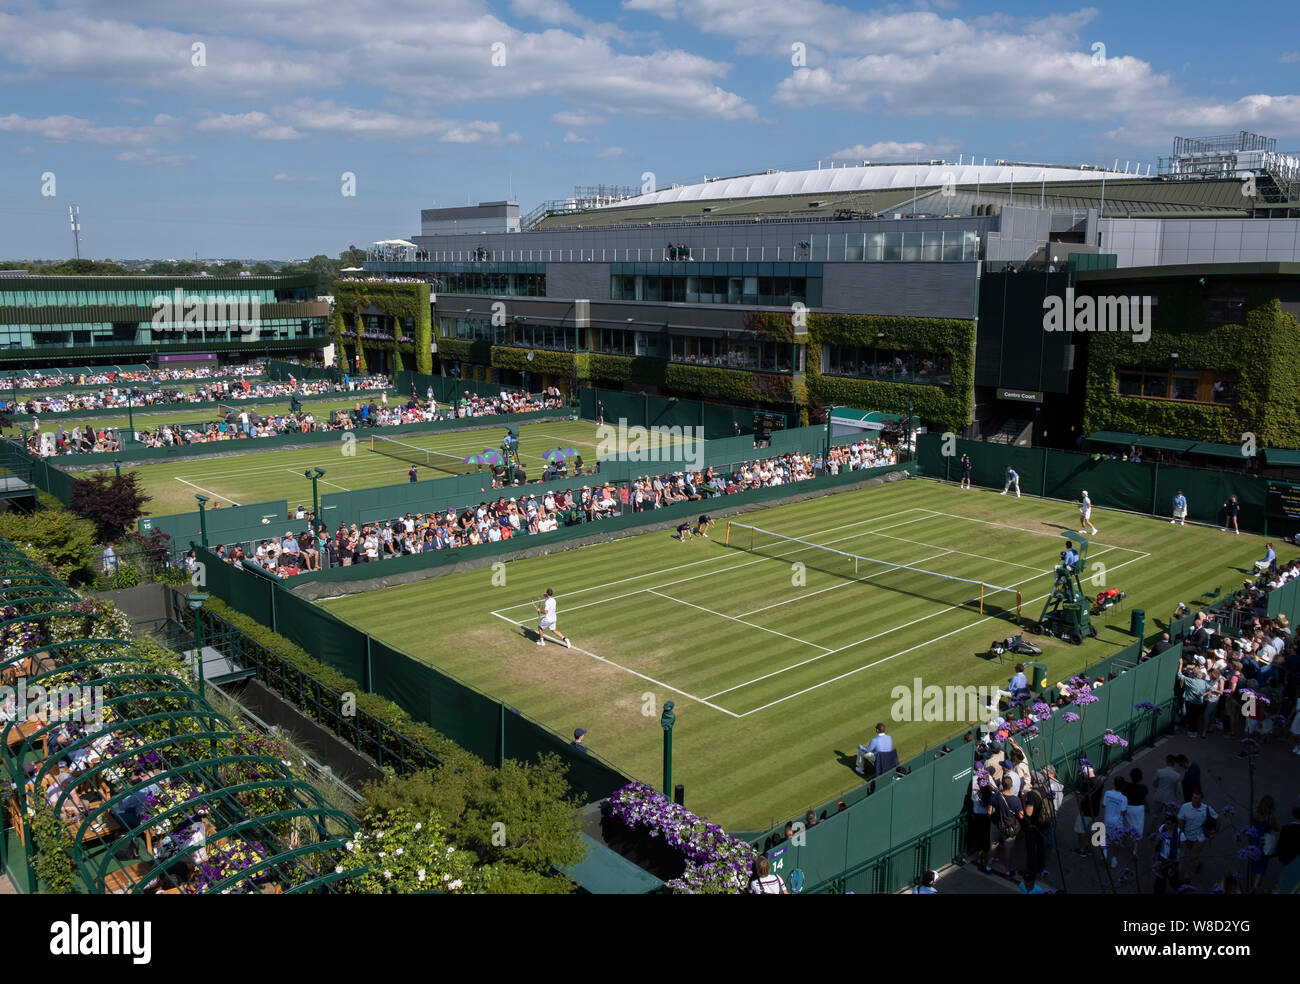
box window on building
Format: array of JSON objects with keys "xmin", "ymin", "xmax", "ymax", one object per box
[{"xmin": 1115, "ymin": 368, "xmax": 1237, "ymax": 404}]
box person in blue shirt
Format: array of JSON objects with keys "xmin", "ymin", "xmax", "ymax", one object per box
[
  {"xmin": 1001, "ymin": 466, "xmax": 1020, "ymax": 498},
  {"xmin": 1009, "ymin": 663, "xmax": 1029, "ymax": 694},
  {"xmin": 960, "ymin": 453, "xmax": 972, "ymax": 489},
  {"xmin": 866, "ymin": 723, "xmax": 893, "ymax": 755},
  {"xmin": 1171, "ymin": 491, "xmax": 1188, "ymax": 526},
  {"xmin": 1256, "ymin": 543, "xmax": 1278, "ymax": 573},
  {"xmin": 1063, "ymin": 540, "xmax": 1080, "ymax": 571}
]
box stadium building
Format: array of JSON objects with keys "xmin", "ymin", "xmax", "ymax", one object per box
[
  {"xmin": 0, "ymin": 273, "xmax": 331, "ymax": 372},
  {"xmin": 339, "ymin": 132, "xmax": 1300, "ymax": 449}
]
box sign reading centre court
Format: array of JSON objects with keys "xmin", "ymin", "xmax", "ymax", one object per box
[{"xmin": 997, "ymin": 388, "xmax": 1044, "ymax": 404}]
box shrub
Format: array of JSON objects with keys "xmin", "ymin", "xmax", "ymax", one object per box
[{"xmin": 0, "ymin": 508, "xmax": 97, "ymax": 585}]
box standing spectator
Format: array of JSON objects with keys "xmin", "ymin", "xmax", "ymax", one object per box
[
  {"xmin": 1176, "ymin": 790, "xmax": 1218, "ymax": 885},
  {"xmin": 1073, "ymin": 761, "xmax": 1104, "ymax": 856},
  {"xmin": 1152, "ymin": 755, "xmax": 1183, "ymax": 814},
  {"xmin": 1181, "ymin": 665, "xmax": 1210, "ymax": 736},
  {"xmin": 1276, "ymin": 800, "xmax": 1300, "ymax": 866},
  {"xmin": 1246, "ymin": 796, "xmax": 1279, "ymax": 891},
  {"xmin": 1000, "ymin": 466, "xmax": 1020, "ymax": 498},
  {"xmin": 1152, "ymin": 815, "xmax": 1186, "ymax": 894},
  {"xmin": 1199, "ymin": 667, "xmax": 1224, "ymax": 737},
  {"xmin": 1020, "ymin": 775, "xmax": 1050, "ymax": 882},
  {"xmin": 1125, "ymin": 768, "xmax": 1148, "ymax": 837},
  {"xmin": 1179, "ymin": 755, "xmax": 1202, "ymax": 801},
  {"xmin": 989, "ymin": 774, "xmax": 1023, "ymax": 878},
  {"xmin": 747, "ymin": 856, "xmax": 787, "ymax": 894},
  {"xmin": 1171, "ymin": 490, "xmax": 1188, "ymax": 526},
  {"xmin": 1101, "ymin": 776, "xmax": 1130, "ymax": 868}
]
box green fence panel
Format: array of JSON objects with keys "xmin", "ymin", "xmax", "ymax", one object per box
[
  {"xmin": 270, "ymin": 589, "xmax": 366, "ymax": 682},
  {"xmin": 265, "ymin": 360, "xmax": 342, "ymax": 384},
  {"xmin": 919, "ymin": 435, "xmax": 1282, "ymax": 536},
  {"xmin": 499, "ymin": 707, "xmax": 630, "ymax": 804}
]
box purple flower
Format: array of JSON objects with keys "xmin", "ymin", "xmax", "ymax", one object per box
[{"xmin": 1063, "ymin": 712, "xmax": 1080, "ymax": 723}]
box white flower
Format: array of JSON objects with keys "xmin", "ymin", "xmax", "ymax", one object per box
[
  {"xmin": 384, "ymin": 870, "xmax": 392, "ymax": 879},
  {"xmin": 345, "ymin": 841, "xmax": 355, "ymax": 852},
  {"xmin": 448, "ymin": 879, "xmax": 463, "ymax": 891},
  {"xmin": 375, "ymin": 831, "xmax": 384, "ymax": 839},
  {"xmin": 417, "ymin": 869, "xmax": 426, "ymax": 882},
  {"xmin": 445, "ymin": 846, "xmax": 454, "ymax": 857},
  {"xmin": 394, "ymin": 848, "xmax": 403, "ymax": 856},
  {"xmin": 378, "ymin": 851, "xmax": 386, "ymax": 858},
  {"xmin": 335, "ymin": 865, "xmax": 344, "ymax": 874},
  {"xmin": 413, "ymin": 822, "xmax": 422, "ymax": 832},
  {"xmin": 443, "ymin": 873, "xmax": 451, "ymax": 882}
]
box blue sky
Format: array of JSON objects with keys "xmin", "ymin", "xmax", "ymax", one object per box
[{"xmin": 1, "ymin": 0, "xmax": 1297, "ymax": 260}]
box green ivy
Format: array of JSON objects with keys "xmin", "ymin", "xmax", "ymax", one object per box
[
  {"xmin": 29, "ymin": 800, "xmax": 75, "ymax": 893},
  {"xmin": 332, "ymin": 282, "xmax": 433, "ymax": 373},
  {"xmin": 803, "ymin": 313, "xmax": 977, "ymax": 432},
  {"xmin": 1082, "ymin": 287, "xmax": 1300, "ymax": 445},
  {"xmin": 490, "ymin": 346, "xmax": 590, "ymax": 380}
]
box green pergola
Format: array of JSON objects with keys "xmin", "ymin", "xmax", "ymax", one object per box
[{"xmin": 0, "ymin": 543, "xmax": 359, "ymax": 894}]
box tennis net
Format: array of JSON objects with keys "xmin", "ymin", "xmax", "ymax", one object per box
[
  {"xmin": 369, "ymin": 434, "xmax": 485, "ymax": 475},
  {"xmin": 724, "ymin": 521, "xmax": 1022, "ymax": 619}
]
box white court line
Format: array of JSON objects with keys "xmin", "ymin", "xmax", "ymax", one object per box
[
  {"xmin": 702, "ymin": 557, "xmax": 1072, "ymax": 701},
  {"xmin": 708, "ymin": 544, "xmax": 1122, "ymax": 700},
  {"xmin": 731, "ymin": 548, "xmax": 957, "ymax": 618},
  {"xmin": 173, "ymin": 476, "xmax": 241, "ymax": 505},
  {"xmin": 922, "ymin": 509, "xmax": 1150, "ymax": 556},
  {"xmin": 284, "ymin": 468, "xmax": 350, "ymax": 492},
  {"xmin": 735, "ymin": 550, "xmax": 1151, "ymax": 716},
  {"xmin": 645, "ymin": 588, "xmax": 833, "ymax": 653},
  {"xmin": 487, "ymin": 611, "xmax": 740, "ymax": 718},
  {"xmin": 489, "ymin": 507, "xmax": 935, "ymax": 616},
  {"xmin": 848, "ymin": 530, "xmax": 1043, "ymax": 572}
]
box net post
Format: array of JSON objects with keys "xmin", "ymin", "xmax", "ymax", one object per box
[
  {"xmin": 725, "ymin": 521, "xmax": 732, "ymax": 546},
  {"xmin": 980, "ymin": 583, "xmax": 985, "ymax": 615},
  {"xmin": 1016, "ymin": 590, "xmax": 1022, "ymax": 620}
]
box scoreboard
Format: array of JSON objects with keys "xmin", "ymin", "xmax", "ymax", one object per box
[{"xmin": 1266, "ymin": 481, "xmax": 1300, "ymax": 520}]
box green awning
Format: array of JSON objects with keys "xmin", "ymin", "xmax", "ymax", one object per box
[
  {"xmin": 1265, "ymin": 448, "xmax": 1300, "ymax": 467},
  {"xmin": 1087, "ymin": 431, "xmax": 1197, "ymax": 453},
  {"xmin": 830, "ymin": 408, "xmax": 920, "ymax": 429},
  {"xmin": 563, "ymin": 833, "xmax": 664, "ymax": 894},
  {"xmin": 1187, "ymin": 441, "xmax": 1251, "ymax": 460}
]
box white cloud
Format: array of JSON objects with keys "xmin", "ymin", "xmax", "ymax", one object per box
[
  {"xmin": 1280, "ymin": 51, "xmax": 1299, "ymax": 64},
  {"xmin": 597, "ymin": 145, "xmax": 626, "ymax": 158},
  {"xmin": 0, "ymin": 112, "xmax": 165, "ymax": 146},
  {"xmin": 116, "ymin": 148, "xmax": 195, "ymax": 165},
  {"xmin": 553, "ymin": 109, "xmax": 606, "ymax": 127},
  {"xmin": 563, "ymin": 131, "xmax": 594, "ymax": 143},
  {"xmin": 195, "ymin": 112, "xmax": 303, "ymax": 140},
  {"xmin": 273, "ymin": 172, "xmax": 296, "ymax": 181},
  {"xmin": 831, "ymin": 139, "xmax": 960, "ymax": 161}
]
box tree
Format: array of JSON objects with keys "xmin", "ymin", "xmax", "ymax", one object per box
[
  {"xmin": 0, "ymin": 508, "xmax": 97, "ymax": 584},
  {"xmin": 360, "ymin": 754, "xmax": 587, "ymax": 893},
  {"xmin": 69, "ymin": 471, "xmax": 151, "ymax": 543},
  {"xmin": 339, "ymin": 245, "xmax": 367, "ymax": 268}
]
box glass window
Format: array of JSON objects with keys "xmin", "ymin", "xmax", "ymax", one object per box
[{"xmin": 1171, "ymin": 371, "xmax": 1199, "ymax": 401}]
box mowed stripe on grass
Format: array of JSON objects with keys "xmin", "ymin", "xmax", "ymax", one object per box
[
  {"xmin": 325, "ymin": 479, "xmax": 1263, "ymax": 830},
  {"xmin": 91, "ymin": 419, "xmax": 628, "ymax": 516}
]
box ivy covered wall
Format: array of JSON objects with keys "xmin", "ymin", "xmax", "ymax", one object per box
[
  {"xmin": 332, "ymin": 281, "xmax": 432, "ymax": 374},
  {"xmin": 803, "ymin": 313, "xmax": 978, "ymax": 434},
  {"xmin": 1082, "ymin": 283, "xmax": 1300, "ymax": 446}
]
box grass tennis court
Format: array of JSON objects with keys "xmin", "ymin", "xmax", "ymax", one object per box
[
  {"xmin": 93, "ymin": 418, "xmax": 613, "ymax": 515},
  {"xmin": 324, "ymin": 478, "xmax": 1272, "ymax": 830}
]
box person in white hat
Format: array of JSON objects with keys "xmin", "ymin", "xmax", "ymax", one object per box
[{"xmin": 1078, "ymin": 490, "xmax": 1098, "ymax": 536}]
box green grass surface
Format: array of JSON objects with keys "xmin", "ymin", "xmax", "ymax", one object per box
[
  {"xmin": 324, "ymin": 478, "xmax": 1272, "ymax": 831},
  {"xmin": 90, "ymin": 418, "xmax": 607, "ymax": 515}
]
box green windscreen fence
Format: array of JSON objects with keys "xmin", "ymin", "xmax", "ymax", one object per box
[
  {"xmin": 1267, "ymin": 577, "xmax": 1300, "ymax": 625},
  {"xmin": 194, "ymin": 546, "xmax": 632, "ymax": 804},
  {"xmin": 393, "ymin": 371, "xmax": 518, "ymax": 404},
  {"xmin": 767, "ymin": 642, "xmax": 1181, "ymax": 893},
  {"xmin": 264, "ymin": 360, "xmax": 344, "ymax": 384},
  {"xmin": 918, "ymin": 434, "xmax": 1287, "ymax": 537},
  {"xmin": 580, "ymin": 387, "xmax": 790, "ymax": 440}
]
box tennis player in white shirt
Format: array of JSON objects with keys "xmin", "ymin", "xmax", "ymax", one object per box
[{"xmin": 535, "ymin": 588, "xmax": 571, "ymax": 648}]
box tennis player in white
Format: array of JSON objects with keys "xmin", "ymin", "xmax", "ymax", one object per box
[
  {"xmin": 1078, "ymin": 490, "xmax": 1098, "ymax": 536},
  {"xmin": 535, "ymin": 588, "xmax": 571, "ymax": 647}
]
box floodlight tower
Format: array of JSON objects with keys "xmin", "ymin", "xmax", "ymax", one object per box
[{"xmin": 68, "ymin": 205, "xmax": 81, "ymax": 260}]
